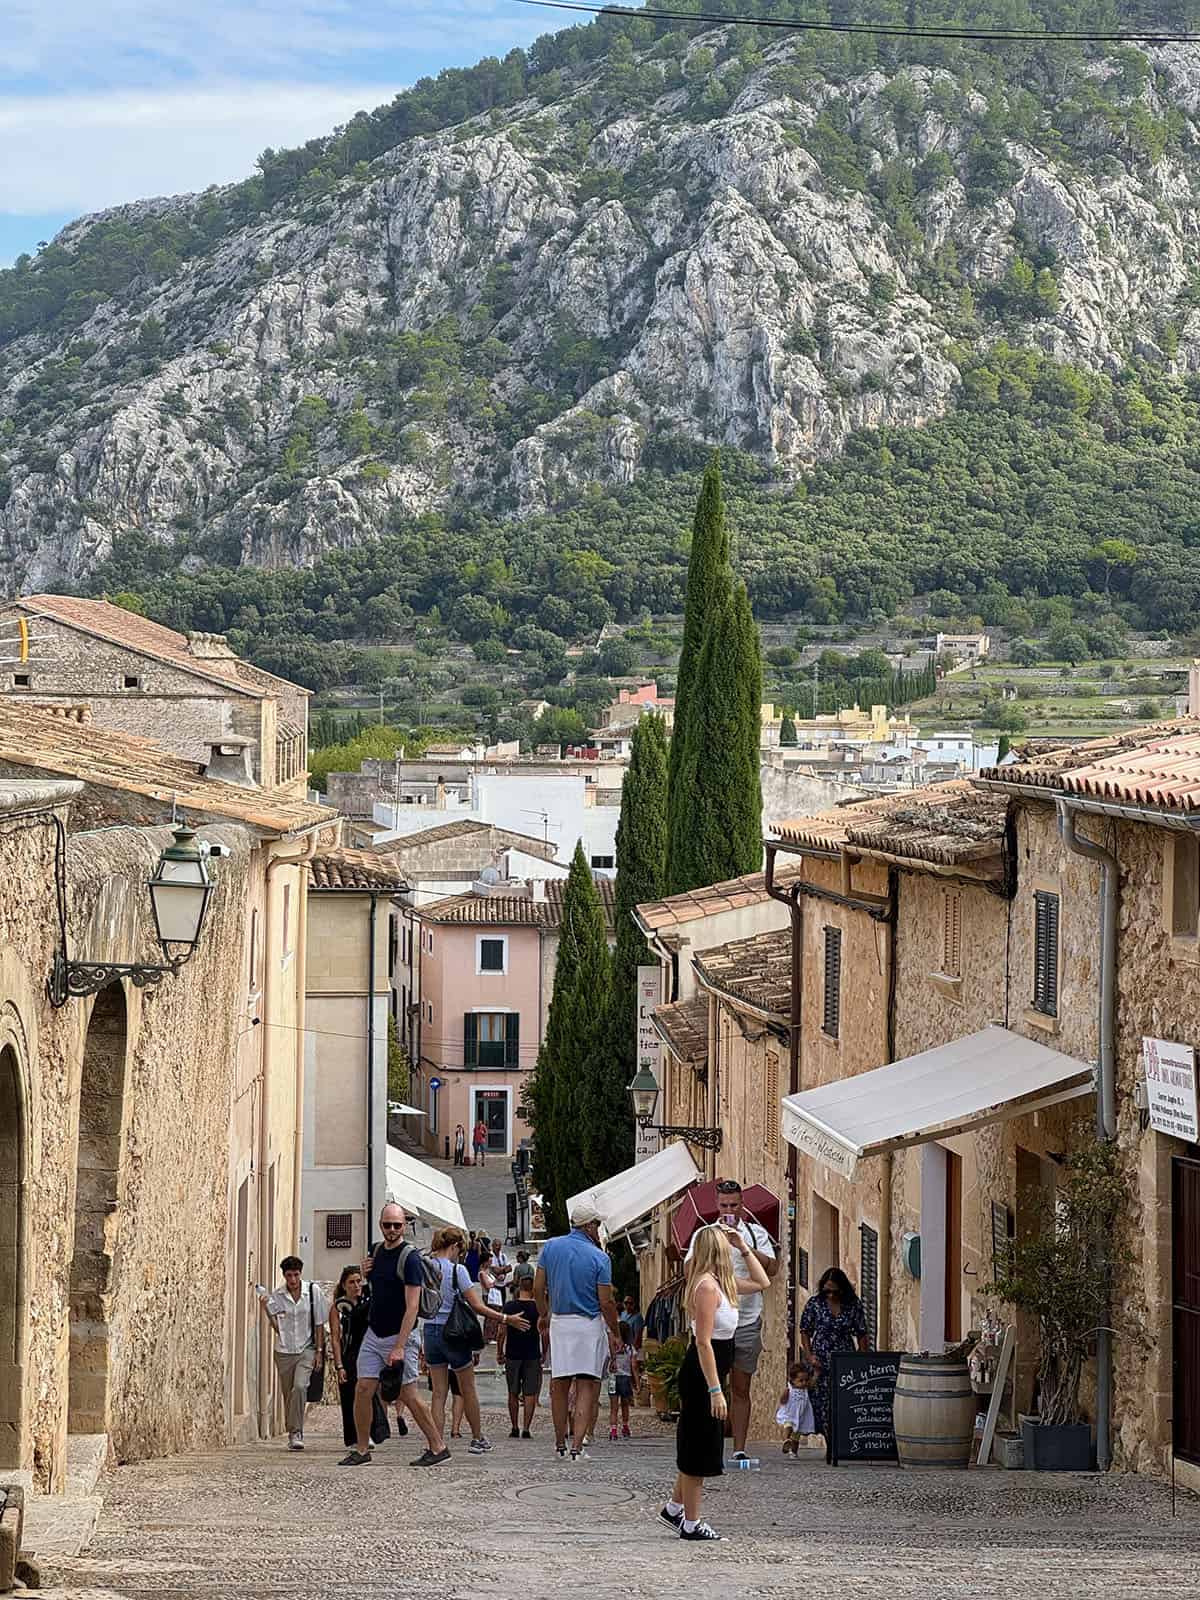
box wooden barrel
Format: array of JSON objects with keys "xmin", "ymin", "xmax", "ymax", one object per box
[{"xmin": 892, "ymin": 1353, "xmax": 976, "ymax": 1469}]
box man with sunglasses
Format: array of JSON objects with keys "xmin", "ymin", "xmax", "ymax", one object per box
[
  {"xmin": 339, "ymin": 1203, "xmax": 448, "ymax": 1467},
  {"xmin": 686, "ymin": 1178, "xmax": 777, "ymax": 1463}
]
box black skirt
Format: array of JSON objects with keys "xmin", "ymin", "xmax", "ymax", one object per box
[{"xmin": 675, "ymin": 1337, "xmax": 735, "ymax": 1478}]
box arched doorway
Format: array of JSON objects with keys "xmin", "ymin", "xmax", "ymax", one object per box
[
  {"xmin": 0, "ymin": 1043, "xmax": 26, "ymax": 1469},
  {"xmin": 68, "ymin": 985, "xmax": 128, "ymax": 1436}
]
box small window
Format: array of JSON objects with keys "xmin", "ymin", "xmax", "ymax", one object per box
[
  {"xmin": 477, "ymin": 935, "xmax": 507, "ymax": 975},
  {"xmin": 122, "ymin": 674, "xmax": 140, "ymax": 690},
  {"xmin": 1033, "ymin": 890, "xmax": 1060, "ymax": 1016},
  {"xmin": 1171, "ymin": 834, "xmax": 1200, "ymax": 941},
  {"xmin": 822, "ymin": 926, "xmax": 842, "ymax": 1039},
  {"xmin": 590, "ymin": 854, "xmax": 615, "ymax": 869},
  {"xmin": 11, "ymin": 673, "xmax": 30, "ymax": 689},
  {"xmin": 465, "ymin": 1011, "xmax": 518, "ymax": 1068},
  {"xmin": 941, "ymin": 889, "xmax": 962, "ymax": 979},
  {"xmin": 325, "ymin": 1212, "xmax": 353, "ymax": 1251}
]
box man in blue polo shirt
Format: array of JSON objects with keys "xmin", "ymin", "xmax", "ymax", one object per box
[{"xmin": 534, "ymin": 1199, "xmax": 620, "ymax": 1461}]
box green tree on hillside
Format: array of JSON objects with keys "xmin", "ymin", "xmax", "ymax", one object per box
[{"xmin": 780, "ymin": 711, "xmax": 798, "ymax": 746}]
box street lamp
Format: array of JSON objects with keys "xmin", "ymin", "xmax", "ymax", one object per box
[
  {"xmin": 48, "ymin": 824, "xmax": 216, "ymax": 1007},
  {"xmin": 626, "ymin": 1062, "xmax": 723, "ymax": 1153}
]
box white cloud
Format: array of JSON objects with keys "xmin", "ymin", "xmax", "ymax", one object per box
[{"xmin": 0, "ymin": 84, "xmax": 399, "ymax": 215}]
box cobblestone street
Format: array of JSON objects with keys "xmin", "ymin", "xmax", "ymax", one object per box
[{"xmin": 30, "ymin": 1379, "xmax": 1200, "ymax": 1600}]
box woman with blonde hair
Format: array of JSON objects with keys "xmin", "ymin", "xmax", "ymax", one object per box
[{"xmin": 659, "ymin": 1222, "xmax": 769, "ymax": 1543}]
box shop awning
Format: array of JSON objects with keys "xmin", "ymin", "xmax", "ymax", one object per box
[
  {"xmin": 385, "ymin": 1144, "xmax": 466, "ymax": 1230},
  {"xmin": 567, "ymin": 1142, "xmax": 702, "ymax": 1241},
  {"xmin": 780, "ymin": 1025, "xmax": 1094, "ymax": 1178},
  {"xmin": 388, "ymin": 1100, "xmax": 426, "ymax": 1117}
]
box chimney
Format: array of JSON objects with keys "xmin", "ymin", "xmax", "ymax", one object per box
[
  {"xmin": 186, "ymin": 631, "xmax": 237, "ymax": 660},
  {"xmin": 1190, "ymin": 660, "xmax": 1200, "ymax": 719},
  {"xmin": 532, "ymin": 878, "xmax": 546, "ymax": 902},
  {"xmin": 204, "ymin": 735, "xmax": 255, "ymax": 787}
]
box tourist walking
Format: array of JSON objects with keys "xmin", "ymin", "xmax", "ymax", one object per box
[
  {"xmin": 622, "ymin": 1294, "xmax": 645, "ymax": 1351},
  {"xmin": 534, "ymin": 1200, "xmax": 620, "ymax": 1461},
  {"xmin": 497, "ymin": 1274, "xmax": 543, "ymax": 1437},
  {"xmin": 423, "ymin": 1225, "xmax": 528, "ymax": 1455},
  {"xmin": 660, "ymin": 1224, "xmax": 769, "ymax": 1542},
  {"xmin": 513, "ymin": 1249, "xmax": 536, "ymax": 1290},
  {"xmin": 338, "ymin": 1204, "xmax": 446, "ymax": 1468},
  {"xmin": 799, "ymin": 1267, "xmax": 870, "ymax": 1448},
  {"xmin": 329, "ymin": 1265, "xmax": 390, "ymax": 1449},
  {"xmin": 454, "ymin": 1124, "xmax": 467, "ymax": 1166},
  {"xmin": 472, "ymin": 1118, "xmax": 488, "ymax": 1165},
  {"xmin": 607, "ymin": 1321, "xmax": 639, "ymax": 1439},
  {"xmin": 258, "ymin": 1255, "xmax": 328, "ymax": 1451}
]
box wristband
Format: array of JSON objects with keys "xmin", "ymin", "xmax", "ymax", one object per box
[{"xmin": 708, "ymin": 1384, "xmax": 722, "ymax": 1394}]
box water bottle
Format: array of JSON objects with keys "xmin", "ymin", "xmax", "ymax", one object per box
[{"xmin": 733, "ymin": 1456, "xmax": 761, "ymax": 1471}]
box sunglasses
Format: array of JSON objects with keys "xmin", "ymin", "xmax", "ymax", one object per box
[{"xmin": 380, "ymin": 1221, "xmax": 404, "ymax": 1231}]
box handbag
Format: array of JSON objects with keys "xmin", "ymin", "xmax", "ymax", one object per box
[
  {"xmin": 306, "ymin": 1283, "xmax": 326, "ymax": 1402},
  {"xmin": 444, "ymin": 1269, "xmax": 485, "ymax": 1352}
]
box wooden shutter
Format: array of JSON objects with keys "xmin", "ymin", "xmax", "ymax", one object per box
[
  {"xmin": 764, "ymin": 1050, "xmax": 780, "ymax": 1161},
  {"xmin": 463, "ymin": 1012, "xmax": 479, "ymax": 1067},
  {"xmin": 823, "ymin": 926, "xmax": 842, "ymax": 1039},
  {"xmin": 860, "ymin": 1223, "xmax": 879, "ymax": 1349},
  {"xmin": 942, "ymin": 889, "xmax": 962, "ymax": 979},
  {"xmin": 797, "ymin": 1245, "xmax": 809, "ymax": 1291},
  {"xmin": 1033, "ymin": 891, "xmax": 1060, "ymax": 1015},
  {"xmin": 505, "ymin": 1012, "xmax": 520, "ymax": 1067},
  {"xmin": 991, "ymin": 1200, "xmax": 1013, "ymax": 1281}
]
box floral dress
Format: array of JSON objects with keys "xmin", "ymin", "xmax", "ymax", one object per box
[{"xmin": 799, "ymin": 1292, "xmax": 869, "ymax": 1436}]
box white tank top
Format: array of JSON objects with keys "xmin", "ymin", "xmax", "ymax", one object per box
[{"xmin": 690, "ymin": 1281, "xmax": 738, "ymax": 1341}]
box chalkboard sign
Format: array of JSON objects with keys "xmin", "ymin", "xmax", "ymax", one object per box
[{"xmin": 829, "ymin": 1350, "xmax": 901, "ymax": 1465}]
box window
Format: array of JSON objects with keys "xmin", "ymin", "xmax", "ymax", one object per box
[
  {"xmin": 590, "ymin": 854, "xmax": 615, "ymax": 869},
  {"xmin": 388, "ymin": 914, "xmax": 398, "ymax": 973},
  {"xmin": 1032, "ymin": 890, "xmax": 1060, "ymax": 1016},
  {"xmin": 764, "ymin": 1049, "xmax": 780, "ymax": 1161},
  {"xmin": 822, "ymin": 926, "xmax": 842, "ymax": 1039},
  {"xmin": 1171, "ymin": 834, "xmax": 1200, "ymax": 942},
  {"xmin": 325, "ymin": 1212, "xmax": 353, "ymax": 1251},
  {"xmin": 122, "ymin": 674, "xmax": 140, "ymax": 690},
  {"xmin": 11, "ymin": 673, "xmax": 29, "ymax": 689},
  {"xmin": 941, "ymin": 889, "xmax": 962, "ymax": 979},
  {"xmin": 860, "ymin": 1224, "xmax": 879, "ymax": 1350},
  {"xmin": 477, "ymin": 935, "xmax": 507, "ymax": 975},
  {"xmin": 464, "ymin": 1011, "xmax": 519, "ymax": 1069}
]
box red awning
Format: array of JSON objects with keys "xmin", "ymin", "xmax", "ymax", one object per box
[{"xmin": 670, "ymin": 1182, "xmax": 781, "ymax": 1256}]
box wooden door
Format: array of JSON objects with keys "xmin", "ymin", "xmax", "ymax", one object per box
[{"xmin": 1174, "ymin": 1158, "xmax": 1200, "ymax": 1465}]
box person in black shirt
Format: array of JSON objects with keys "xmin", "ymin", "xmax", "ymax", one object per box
[
  {"xmin": 497, "ymin": 1277, "xmax": 543, "ymax": 1438},
  {"xmin": 330, "ymin": 1266, "xmax": 393, "ymax": 1448}
]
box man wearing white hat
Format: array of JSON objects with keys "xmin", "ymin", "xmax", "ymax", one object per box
[{"xmin": 534, "ymin": 1200, "xmax": 621, "ymax": 1461}]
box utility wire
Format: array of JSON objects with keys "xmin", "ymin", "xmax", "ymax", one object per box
[{"xmin": 515, "ymin": 0, "xmax": 1200, "ymax": 44}]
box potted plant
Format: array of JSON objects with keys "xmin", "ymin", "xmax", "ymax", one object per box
[
  {"xmin": 986, "ymin": 1139, "xmax": 1139, "ymax": 1471},
  {"xmin": 642, "ymin": 1337, "xmax": 687, "ymax": 1418}
]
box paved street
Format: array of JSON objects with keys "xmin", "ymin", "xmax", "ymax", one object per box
[
  {"xmin": 30, "ymin": 1383, "xmax": 1200, "ymax": 1600},
  {"xmin": 392, "ymin": 1130, "xmax": 518, "ymax": 1248}
]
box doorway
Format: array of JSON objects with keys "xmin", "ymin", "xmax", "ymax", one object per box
[
  {"xmin": 1173, "ymin": 1157, "xmax": 1200, "ymax": 1465},
  {"xmin": 811, "ymin": 1192, "xmax": 840, "ymax": 1279},
  {"xmin": 918, "ymin": 1143, "xmax": 963, "ymax": 1350},
  {"xmin": 68, "ymin": 985, "xmax": 127, "ymax": 1436},
  {"xmin": 0, "ymin": 1044, "xmax": 26, "ymax": 1469},
  {"xmin": 473, "ymin": 1088, "xmax": 510, "ymax": 1156}
]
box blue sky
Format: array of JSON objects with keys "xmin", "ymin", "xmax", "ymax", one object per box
[{"xmin": 0, "ymin": 1, "xmax": 562, "ymax": 265}]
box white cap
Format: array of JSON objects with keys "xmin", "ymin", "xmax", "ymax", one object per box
[{"xmin": 569, "ymin": 1199, "xmax": 604, "ymax": 1227}]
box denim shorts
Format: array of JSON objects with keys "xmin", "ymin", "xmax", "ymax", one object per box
[{"xmin": 423, "ymin": 1320, "xmax": 474, "ymax": 1372}]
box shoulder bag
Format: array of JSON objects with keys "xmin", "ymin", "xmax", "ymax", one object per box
[
  {"xmin": 444, "ymin": 1266, "xmax": 485, "ymax": 1352},
  {"xmin": 306, "ymin": 1283, "xmax": 327, "ymax": 1402}
]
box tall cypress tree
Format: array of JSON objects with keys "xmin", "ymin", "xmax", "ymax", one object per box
[
  {"xmin": 524, "ymin": 841, "xmax": 612, "ymax": 1233},
  {"xmin": 666, "ymin": 457, "xmax": 730, "ymax": 894},
  {"xmin": 671, "ymin": 580, "xmax": 764, "ymax": 892},
  {"xmin": 584, "ymin": 714, "xmax": 669, "ymax": 1187}
]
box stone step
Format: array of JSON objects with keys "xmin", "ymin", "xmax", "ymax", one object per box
[
  {"xmin": 21, "ymin": 1493, "xmax": 101, "ymax": 1560},
  {"xmin": 65, "ymin": 1433, "xmax": 108, "ymax": 1498}
]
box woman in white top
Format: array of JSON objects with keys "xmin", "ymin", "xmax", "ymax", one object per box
[{"xmin": 660, "ymin": 1223, "xmax": 769, "ymax": 1543}]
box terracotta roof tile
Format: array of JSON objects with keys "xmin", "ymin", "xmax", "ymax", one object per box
[
  {"xmin": 983, "ymin": 720, "xmax": 1200, "ymax": 814},
  {"xmin": 694, "ymin": 929, "xmax": 793, "ymax": 1018},
  {"xmin": 775, "ymin": 781, "xmax": 1008, "ymax": 878},
  {"xmin": 635, "ymin": 865, "xmax": 803, "ymax": 932},
  {"xmin": 0, "ymin": 700, "xmax": 334, "ymax": 836},
  {"xmin": 309, "ymin": 848, "xmax": 410, "ymax": 892},
  {"xmin": 652, "ymin": 995, "xmax": 710, "ymax": 1065},
  {"xmin": 419, "ymin": 876, "xmax": 615, "ymax": 932}
]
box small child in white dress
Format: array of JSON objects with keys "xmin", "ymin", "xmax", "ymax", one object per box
[{"xmin": 776, "ymin": 1357, "xmax": 817, "ymax": 1456}]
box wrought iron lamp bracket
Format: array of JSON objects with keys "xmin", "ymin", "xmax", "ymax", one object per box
[
  {"xmin": 47, "ymin": 949, "xmax": 186, "ymax": 1008},
  {"xmin": 636, "ymin": 1117, "xmax": 723, "ymax": 1153}
]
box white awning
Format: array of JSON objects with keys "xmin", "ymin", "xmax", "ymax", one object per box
[
  {"xmin": 388, "ymin": 1100, "xmax": 426, "ymax": 1117},
  {"xmin": 567, "ymin": 1141, "xmax": 701, "ymax": 1240},
  {"xmin": 385, "ymin": 1144, "xmax": 466, "ymax": 1230},
  {"xmin": 780, "ymin": 1025, "xmax": 1094, "ymax": 1178}
]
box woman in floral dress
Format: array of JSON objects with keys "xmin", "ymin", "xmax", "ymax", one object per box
[{"xmin": 798, "ymin": 1267, "xmax": 870, "ymax": 1443}]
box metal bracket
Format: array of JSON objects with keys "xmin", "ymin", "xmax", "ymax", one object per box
[
  {"xmin": 47, "ymin": 950, "xmax": 181, "ymax": 1009},
  {"xmin": 641, "ymin": 1121, "xmax": 724, "ymax": 1153}
]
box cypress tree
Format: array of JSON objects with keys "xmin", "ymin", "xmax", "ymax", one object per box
[
  {"xmin": 584, "ymin": 714, "xmax": 669, "ymax": 1187},
  {"xmin": 666, "ymin": 457, "xmax": 730, "ymax": 894},
  {"xmin": 671, "ymin": 580, "xmax": 764, "ymax": 892},
  {"xmin": 524, "ymin": 841, "xmax": 612, "ymax": 1232},
  {"xmin": 780, "ymin": 710, "xmax": 798, "ymax": 747}
]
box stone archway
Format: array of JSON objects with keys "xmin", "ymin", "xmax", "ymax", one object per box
[
  {"xmin": 68, "ymin": 984, "xmax": 128, "ymax": 1437},
  {"xmin": 0, "ymin": 1043, "xmax": 26, "ymax": 1469}
]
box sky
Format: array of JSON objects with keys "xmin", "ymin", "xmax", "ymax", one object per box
[{"xmin": 0, "ymin": 1, "xmax": 561, "ymax": 265}]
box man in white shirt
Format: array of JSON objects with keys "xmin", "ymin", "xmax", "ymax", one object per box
[
  {"xmin": 686, "ymin": 1179, "xmax": 777, "ymax": 1462},
  {"xmin": 258, "ymin": 1255, "xmax": 328, "ymax": 1451}
]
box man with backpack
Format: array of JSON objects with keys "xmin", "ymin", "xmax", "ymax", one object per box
[{"xmin": 338, "ymin": 1203, "xmax": 448, "ymax": 1467}]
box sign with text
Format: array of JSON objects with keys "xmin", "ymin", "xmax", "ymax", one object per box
[
  {"xmin": 635, "ymin": 965, "xmax": 664, "ymax": 1165},
  {"xmin": 780, "ymin": 1102, "xmax": 858, "ymax": 1178},
  {"xmin": 1143, "ymin": 1037, "xmax": 1198, "ymax": 1142},
  {"xmin": 829, "ymin": 1350, "xmax": 901, "ymax": 1466}
]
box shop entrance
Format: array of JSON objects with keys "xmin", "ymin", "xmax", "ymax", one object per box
[
  {"xmin": 473, "ymin": 1089, "xmax": 509, "ymax": 1155},
  {"xmin": 0, "ymin": 1044, "xmax": 25, "ymax": 1469},
  {"xmin": 1173, "ymin": 1156, "xmax": 1200, "ymax": 1465}
]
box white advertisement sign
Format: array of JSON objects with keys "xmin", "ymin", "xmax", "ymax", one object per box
[
  {"xmin": 635, "ymin": 965, "xmax": 664, "ymax": 1165},
  {"xmin": 1143, "ymin": 1037, "xmax": 1199, "ymax": 1142},
  {"xmin": 780, "ymin": 1103, "xmax": 859, "ymax": 1178}
]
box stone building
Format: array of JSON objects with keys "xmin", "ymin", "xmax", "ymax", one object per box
[
  {"xmin": 0, "ymin": 700, "xmax": 336, "ymax": 1499},
  {"xmin": 0, "ymin": 595, "xmax": 310, "ymax": 793}
]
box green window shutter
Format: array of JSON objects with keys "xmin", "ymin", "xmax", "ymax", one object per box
[
  {"xmin": 464, "ymin": 1012, "xmax": 478, "ymax": 1067},
  {"xmin": 505, "ymin": 1013, "xmax": 519, "ymax": 1067}
]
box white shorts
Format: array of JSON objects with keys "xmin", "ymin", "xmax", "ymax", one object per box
[{"xmin": 549, "ymin": 1314, "xmax": 608, "ymax": 1380}]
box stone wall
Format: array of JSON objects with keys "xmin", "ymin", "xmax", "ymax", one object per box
[{"xmin": 759, "ymin": 761, "xmax": 868, "ymax": 830}]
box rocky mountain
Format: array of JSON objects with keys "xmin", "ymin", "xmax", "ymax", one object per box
[{"xmin": 4, "ymin": 12, "xmax": 1200, "ymax": 591}]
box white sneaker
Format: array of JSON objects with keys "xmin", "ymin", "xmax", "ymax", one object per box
[{"xmin": 570, "ymin": 1447, "xmax": 592, "ymax": 1461}]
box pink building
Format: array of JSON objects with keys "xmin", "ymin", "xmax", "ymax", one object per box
[{"xmin": 403, "ymin": 878, "xmax": 615, "ymax": 1161}]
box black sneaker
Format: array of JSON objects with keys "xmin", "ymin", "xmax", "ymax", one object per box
[
  {"xmin": 509, "ymin": 1427, "xmax": 521, "ymax": 1438},
  {"xmin": 659, "ymin": 1505, "xmax": 684, "ymax": 1530},
  {"xmin": 337, "ymin": 1450, "xmax": 371, "ymax": 1467},
  {"xmin": 521, "ymin": 1429, "xmax": 532, "ymax": 1439},
  {"xmin": 680, "ymin": 1522, "xmax": 727, "ymax": 1542},
  {"xmin": 410, "ymin": 1447, "xmax": 451, "ymax": 1467}
]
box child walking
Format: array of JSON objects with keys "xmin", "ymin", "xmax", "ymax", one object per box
[
  {"xmin": 607, "ymin": 1320, "xmax": 640, "ymax": 1440},
  {"xmin": 777, "ymin": 1358, "xmax": 817, "ymax": 1456}
]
